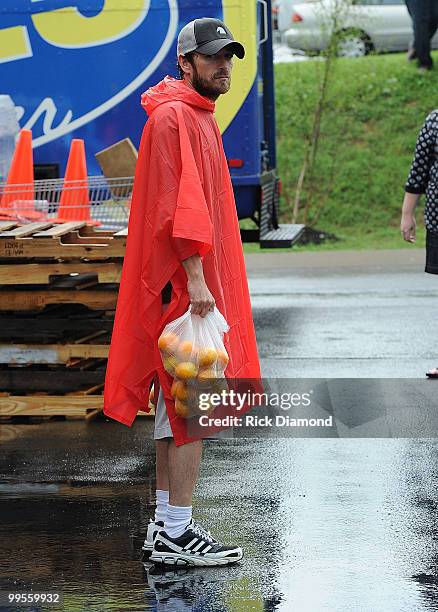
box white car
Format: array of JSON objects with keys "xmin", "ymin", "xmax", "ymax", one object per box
[{"xmin": 278, "ymin": 0, "xmax": 438, "ymax": 57}]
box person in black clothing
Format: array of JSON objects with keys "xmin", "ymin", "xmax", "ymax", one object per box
[
  {"xmin": 405, "ymin": 0, "xmax": 438, "ymax": 70},
  {"xmin": 401, "ymin": 109, "xmax": 438, "ymax": 377}
]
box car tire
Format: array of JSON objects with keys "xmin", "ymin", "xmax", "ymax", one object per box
[{"xmin": 336, "ymin": 30, "xmax": 373, "ymax": 58}]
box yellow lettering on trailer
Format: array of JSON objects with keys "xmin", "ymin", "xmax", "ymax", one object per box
[
  {"xmin": 32, "ymin": 0, "xmax": 148, "ymax": 49},
  {"xmin": 0, "ymin": 26, "xmax": 32, "ymax": 64},
  {"xmin": 216, "ymin": 0, "xmax": 257, "ymax": 134}
]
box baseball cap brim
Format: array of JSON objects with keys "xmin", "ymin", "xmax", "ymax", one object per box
[{"xmin": 195, "ymin": 39, "xmax": 245, "ymax": 59}]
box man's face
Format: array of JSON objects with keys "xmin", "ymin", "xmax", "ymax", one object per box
[{"xmin": 179, "ymin": 47, "xmax": 234, "ymax": 100}]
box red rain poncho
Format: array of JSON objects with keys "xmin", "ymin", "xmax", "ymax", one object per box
[{"xmin": 103, "ymin": 76, "xmax": 262, "ymax": 445}]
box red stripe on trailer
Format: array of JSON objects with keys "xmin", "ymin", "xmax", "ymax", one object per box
[{"xmin": 227, "ymin": 159, "xmax": 244, "ymax": 168}]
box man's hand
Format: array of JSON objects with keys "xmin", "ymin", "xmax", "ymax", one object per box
[
  {"xmin": 182, "ymin": 254, "xmax": 215, "ymax": 317},
  {"xmin": 400, "ymin": 213, "xmax": 416, "ymax": 243},
  {"xmin": 187, "ymin": 277, "xmax": 215, "ymax": 317}
]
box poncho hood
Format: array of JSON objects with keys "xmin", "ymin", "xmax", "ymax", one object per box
[{"xmin": 141, "ymin": 75, "xmax": 215, "ymax": 115}]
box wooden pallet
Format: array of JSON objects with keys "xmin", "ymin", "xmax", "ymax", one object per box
[
  {"xmin": 0, "ymin": 221, "xmax": 139, "ymax": 422},
  {"xmin": 0, "ymin": 288, "xmax": 118, "ymax": 311},
  {"xmin": 0, "ymin": 221, "xmax": 126, "ymax": 238},
  {"xmin": 0, "ymin": 221, "xmax": 127, "ymax": 260},
  {"xmin": 0, "ymin": 369, "xmax": 105, "ymax": 393},
  {"xmin": 0, "ymin": 261, "xmax": 122, "ymax": 285},
  {"xmin": 0, "ymin": 343, "xmax": 109, "ymax": 363},
  {"xmin": 0, "ymin": 315, "xmax": 114, "ymax": 342},
  {"xmin": 0, "ymin": 394, "xmax": 151, "ymax": 421},
  {"xmin": 0, "ymin": 394, "xmax": 103, "ymax": 418}
]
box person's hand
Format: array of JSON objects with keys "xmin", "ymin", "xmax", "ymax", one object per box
[
  {"xmin": 187, "ymin": 278, "xmax": 215, "ymax": 317},
  {"xmin": 401, "ymin": 214, "xmax": 416, "ymax": 243}
]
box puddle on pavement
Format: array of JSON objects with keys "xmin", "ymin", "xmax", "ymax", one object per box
[
  {"xmin": 0, "ymin": 479, "xmax": 279, "ymax": 611},
  {"xmin": 1, "ymin": 423, "xmax": 438, "ymax": 611}
]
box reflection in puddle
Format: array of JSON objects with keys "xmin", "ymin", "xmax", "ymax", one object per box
[
  {"xmin": 144, "ymin": 564, "xmax": 235, "ymax": 611},
  {"xmin": 0, "ymin": 478, "xmax": 278, "ymax": 611},
  {"xmin": 1, "ymin": 422, "xmax": 438, "ymax": 611}
]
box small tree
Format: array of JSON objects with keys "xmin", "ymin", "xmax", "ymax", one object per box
[{"xmin": 292, "ymin": 0, "xmax": 364, "ymax": 224}]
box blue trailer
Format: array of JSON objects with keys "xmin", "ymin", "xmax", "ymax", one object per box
[{"xmin": 0, "ymin": 0, "xmax": 302, "ymax": 246}]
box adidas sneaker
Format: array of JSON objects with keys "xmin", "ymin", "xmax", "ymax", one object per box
[
  {"xmin": 150, "ymin": 519, "xmax": 243, "ymax": 567},
  {"xmin": 142, "ymin": 519, "xmax": 164, "ymax": 559}
]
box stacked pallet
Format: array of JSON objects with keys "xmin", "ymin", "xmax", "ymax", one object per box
[{"xmin": 0, "ymin": 220, "xmax": 150, "ymax": 422}]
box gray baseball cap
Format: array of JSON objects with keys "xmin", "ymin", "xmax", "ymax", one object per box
[{"xmin": 177, "ymin": 18, "xmax": 245, "ymax": 59}]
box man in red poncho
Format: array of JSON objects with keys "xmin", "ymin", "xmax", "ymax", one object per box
[{"xmin": 103, "ymin": 17, "xmax": 262, "ymax": 566}]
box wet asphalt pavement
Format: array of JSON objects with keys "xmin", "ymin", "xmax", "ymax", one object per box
[{"xmin": 1, "ymin": 249, "xmax": 438, "ymax": 612}]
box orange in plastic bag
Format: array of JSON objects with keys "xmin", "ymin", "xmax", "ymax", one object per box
[{"xmin": 158, "ymin": 306, "xmax": 230, "ymax": 419}]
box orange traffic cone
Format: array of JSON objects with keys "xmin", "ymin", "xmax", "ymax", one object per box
[
  {"xmin": 51, "ymin": 139, "xmax": 100, "ymax": 225},
  {"xmin": 0, "ymin": 129, "xmax": 46, "ymax": 221}
]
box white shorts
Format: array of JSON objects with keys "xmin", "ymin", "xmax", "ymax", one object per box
[
  {"xmin": 153, "ymin": 388, "xmax": 173, "ymax": 439},
  {"xmin": 153, "ymin": 387, "xmax": 231, "ymax": 441}
]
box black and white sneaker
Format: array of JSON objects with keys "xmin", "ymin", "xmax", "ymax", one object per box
[
  {"xmin": 142, "ymin": 519, "xmax": 164, "ymax": 559},
  {"xmin": 149, "ymin": 519, "xmax": 243, "ymax": 567}
]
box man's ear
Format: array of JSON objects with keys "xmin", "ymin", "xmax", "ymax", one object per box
[{"xmin": 178, "ymin": 54, "xmax": 189, "ymax": 76}]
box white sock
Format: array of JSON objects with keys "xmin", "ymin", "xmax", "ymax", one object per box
[
  {"xmin": 154, "ymin": 489, "xmax": 169, "ymax": 524},
  {"xmin": 164, "ymin": 504, "xmax": 192, "ymax": 539}
]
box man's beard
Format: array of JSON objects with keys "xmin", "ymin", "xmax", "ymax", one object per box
[{"xmin": 191, "ymin": 64, "xmax": 230, "ymax": 99}]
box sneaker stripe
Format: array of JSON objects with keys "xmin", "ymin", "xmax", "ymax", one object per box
[
  {"xmin": 191, "ymin": 540, "xmax": 206, "ymax": 552},
  {"xmin": 201, "ymin": 544, "xmax": 212, "ymax": 554},
  {"xmin": 195, "ymin": 542, "xmax": 207, "ymax": 553},
  {"xmin": 183, "ymin": 538, "xmax": 199, "ymax": 551}
]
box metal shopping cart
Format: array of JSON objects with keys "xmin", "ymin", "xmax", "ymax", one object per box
[{"xmin": 0, "ymin": 175, "xmax": 133, "ymax": 231}]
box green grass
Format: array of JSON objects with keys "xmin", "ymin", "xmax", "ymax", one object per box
[{"xmin": 246, "ymin": 50, "xmax": 437, "ymax": 252}]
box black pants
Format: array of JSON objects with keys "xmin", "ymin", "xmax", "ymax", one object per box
[
  {"xmin": 405, "ymin": 0, "xmax": 438, "ymax": 68},
  {"xmin": 425, "ymin": 230, "xmax": 438, "ymax": 274}
]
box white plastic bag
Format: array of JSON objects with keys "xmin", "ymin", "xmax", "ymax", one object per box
[{"xmin": 158, "ymin": 306, "xmax": 230, "ymax": 418}]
